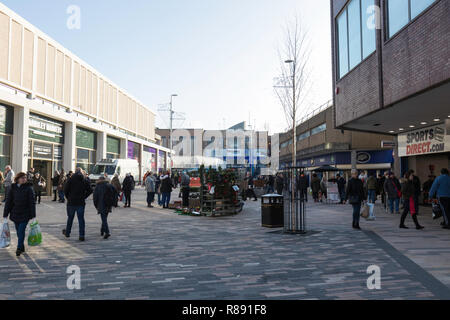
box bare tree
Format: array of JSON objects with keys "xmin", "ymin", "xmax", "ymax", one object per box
[{"xmin": 274, "ymin": 17, "xmax": 312, "ymax": 169}]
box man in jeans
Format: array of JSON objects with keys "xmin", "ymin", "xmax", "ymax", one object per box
[
  {"xmin": 384, "ymin": 172, "xmax": 401, "ymax": 214},
  {"xmin": 62, "ymin": 168, "xmax": 93, "ymax": 241},
  {"xmin": 366, "ymin": 173, "xmax": 377, "ymax": 203},
  {"xmin": 429, "ymin": 168, "xmax": 450, "ymax": 229}
]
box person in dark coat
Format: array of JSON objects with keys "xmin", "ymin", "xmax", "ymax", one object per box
[
  {"xmin": 408, "ymin": 170, "xmax": 421, "ymax": 215},
  {"xmin": 180, "ymin": 171, "xmax": 191, "ymax": 208},
  {"xmin": 155, "ymin": 173, "xmax": 162, "ymax": 206},
  {"xmin": 122, "ymin": 173, "xmax": 134, "ymax": 208},
  {"xmin": 93, "ymin": 177, "xmax": 115, "ymax": 239},
  {"xmin": 345, "ymin": 170, "xmax": 366, "ymax": 230},
  {"xmin": 311, "ymin": 174, "xmax": 321, "ymax": 202},
  {"xmin": 110, "ymin": 173, "xmax": 121, "ymax": 208},
  {"xmin": 384, "ymin": 172, "xmax": 401, "ymax": 214},
  {"xmin": 62, "ymin": 168, "xmax": 93, "ymax": 241},
  {"xmin": 400, "ymin": 172, "xmax": 424, "ymax": 230},
  {"xmin": 297, "ymin": 172, "xmax": 309, "ymax": 202},
  {"xmin": 245, "ymin": 173, "xmax": 258, "ymax": 201},
  {"xmin": 160, "ymin": 171, "xmax": 173, "ymax": 209},
  {"xmin": 3, "ymin": 172, "xmax": 36, "ymax": 256},
  {"xmin": 52, "ymin": 171, "xmax": 60, "ymax": 202},
  {"xmin": 32, "ymin": 173, "xmax": 46, "ymax": 204},
  {"xmin": 275, "ymin": 173, "xmax": 284, "ymax": 195},
  {"xmin": 336, "ymin": 174, "xmax": 346, "ymax": 204}
]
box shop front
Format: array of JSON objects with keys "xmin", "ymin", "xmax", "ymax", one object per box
[
  {"xmin": 128, "ymin": 140, "xmax": 141, "ymax": 180},
  {"xmin": 294, "ymin": 150, "xmax": 394, "ymax": 178},
  {"xmin": 107, "ymin": 136, "xmax": 121, "ymax": 160},
  {"xmin": 28, "ymin": 113, "xmax": 65, "ymax": 194},
  {"xmin": 398, "ymin": 121, "xmax": 450, "ymax": 187},
  {"xmin": 76, "ymin": 127, "xmax": 97, "ymax": 174},
  {"xmin": 142, "ymin": 146, "xmax": 157, "ymax": 174},
  {"xmin": 158, "ymin": 150, "xmax": 167, "ymax": 172},
  {"xmin": 0, "ymin": 104, "xmax": 13, "ymax": 197}
]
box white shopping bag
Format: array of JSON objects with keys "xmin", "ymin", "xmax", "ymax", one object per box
[
  {"xmin": 0, "ymin": 219, "xmax": 11, "ymax": 248},
  {"xmin": 367, "ymin": 203, "xmax": 375, "ymax": 220}
]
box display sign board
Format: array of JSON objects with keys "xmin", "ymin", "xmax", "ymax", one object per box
[
  {"xmin": 29, "ymin": 113, "xmax": 64, "ymax": 144},
  {"xmin": 398, "ymin": 122, "xmax": 450, "ymax": 157}
]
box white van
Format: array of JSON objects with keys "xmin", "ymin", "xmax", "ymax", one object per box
[{"xmin": 89, "ymin": 158, "xmax": 140, "ymax": 185}]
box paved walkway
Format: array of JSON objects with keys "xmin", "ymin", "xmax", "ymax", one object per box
[{"xmin": 0, "ymin": 188, "xmax": 449, "ymax": 300}]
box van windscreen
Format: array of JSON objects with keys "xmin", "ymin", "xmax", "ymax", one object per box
[{"xmin": 92, "ymin": 165, "xmax": 116, "ymax": 175}]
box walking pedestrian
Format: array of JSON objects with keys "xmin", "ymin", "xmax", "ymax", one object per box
[
  {"xmin": 3, "ymin": 172, "xmax": 36, "ymax": 256},
  {"xmin": 408, "ymin": 170, "xmax": 421, "ymax": 215},
  {"xmin": 429, "ymin": 168, "xmax": 450, "ymax": 229},
  {"xmin": 367, "ymin": 173, "xmax": 377, "ymax": 204},
  {"xmin": 145, "ymin": 172, "xmax": 156, "ymax": 208},
  {"xmin": 345, "ymin": 170, "xmax": 366, "ymax": 230},
  {"xmin": 297, "ymin": 172, "xmax": 309, "ymax": 202},
  {"xmin": 155, "ymin": 173, "xmax": 162, "ymax": 206},
  {"xmin": 3, "ymin": 166, "xmax": 14, "ymax": 203},
  {"xmin": 32, "ymin": 173, "xmax": 46, "ymax": 204},
  {"xmin": 275, "ymin": 173, "xmax": 284, "ymax": 195},
  {"xmin": 111, "ymin": 173, "xmax": 121, "ymax": 208},
  {"xmin": 62, "ymin": 168, "xmax": 93, "ymax": 241},
  {"xmin": 52, "ymin": 171, "xmax": 60, "ymax": 202},
  {"xmin": 337, "ymin": 174, "xmax": 346, "ymax": 204},
  {"xmin": 160, "ymin": 171, "xmax": 173, "ymax": 209},
  {"xmin": 320, "ymin": 176, "xmax": 327, "ymax": 202},
  {"xmin": 384, "ymin": 172, "xmax": 401, "ymax": 214},
  {"xmin": 26, "ymin": 168, "xmax": 35, "ymax": 184},
  {"xmin": 266, "ymin": 175, "xmax": 275, "ymax": 194},
  {"xmin": 93, "ymin": 176, "xmax": 115, "ymax": 239},
  {"xmin": 311, "ymin": 174, "xmax": 321, "ymax": 203},
  {"xmin": 122, "ymin": 173, "xmax": 134, "ymax": 208},
  {"xmin": 400, "ymin": 172, "xmax": 424, "ymax": 230},
  {"xmin": 245, "ymin": 172, "xmax": 258, "ymax": 201},
  {"xmin": 0, "ymin": 170, "xmax": 4, "ymax": 205},
  {"xmin": 57, "ymin": 169, "xmax": 66, "ymax": 203},
  {"xmin": 180, "ymin": 171, "xmax": 191, "ymax": 208}
]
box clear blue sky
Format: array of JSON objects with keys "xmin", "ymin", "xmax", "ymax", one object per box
[{"xmin": 1, "ymin": 0, "xmax": 332, "ymax": 133}]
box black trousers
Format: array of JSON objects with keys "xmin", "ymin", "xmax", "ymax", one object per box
[
  {"xmin": 182, "ymin": 187, "xmax": 190, "ymax": 207},
  {"xmin": 124, "ymin": 191, "xmax": 131, "ymax": 207},
  {"xmin": 300, "ymin": 188, "xmax": 308, "ymax": 202},
  {"xmin": 35, "ymin": 191, "xmax": 41, "ymax": 204},
  {"xmin": 440, "ymin": 197, "xmax": 450, "ymax": 226},
  {"xmin": 247, "ymin": 188, "xmax": 257, "ymax": 200}
]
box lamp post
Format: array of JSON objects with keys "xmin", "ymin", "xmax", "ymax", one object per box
[{"xmin": 169, "ymin": 94, "xmax": 178, "ymax": 171}]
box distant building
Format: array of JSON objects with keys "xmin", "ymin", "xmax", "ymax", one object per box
[{"xmin": 156, "ymin": 122, "xmax": 270, "ymax": 174}]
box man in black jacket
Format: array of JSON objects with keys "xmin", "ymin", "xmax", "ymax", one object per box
[
  {"xmin": 93, "ymin": 177, "xmax": 115, "ymax": 239},
  {"xmin": 62, "ymin": 168, "xmax": 93, "ymax": 241},
  {"xmin": 297, "ymin": 172, "xmax": 309, "ymax": 202},
  {"xmin": 122, "ymin": 173, "xmax": 134, "ymax": 208}
]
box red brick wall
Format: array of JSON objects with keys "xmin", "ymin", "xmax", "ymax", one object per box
[{"xmin": 382, "ymin": 0, "xmax": 450, "ymax": 106}]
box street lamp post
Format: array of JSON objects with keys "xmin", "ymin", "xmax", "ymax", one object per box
[{"xmin": 169, "ymin": 94, "xmax": 178, "ymax": 171}]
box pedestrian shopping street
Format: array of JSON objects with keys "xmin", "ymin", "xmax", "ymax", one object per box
[{"xmin": 1, "ymin": 187, "xmax": 450, "ymax": 300}]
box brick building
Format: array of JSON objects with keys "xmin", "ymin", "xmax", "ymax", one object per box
[
  {"xmin": 331, "ymin": 0, "xmax": 450, "ymax": 183},
  {"xmin": 279, "ymin": 103, "xmax": 395, "ymax": 178}
]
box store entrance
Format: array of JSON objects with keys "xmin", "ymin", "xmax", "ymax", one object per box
[{"xmin": 32, "ymin": 160, "xmax": 52, "ymax": 196}]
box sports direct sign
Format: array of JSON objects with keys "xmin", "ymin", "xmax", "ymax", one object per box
[{"xmin": 398, "ymin": 122, "xmax": 450, "ymax": 157}]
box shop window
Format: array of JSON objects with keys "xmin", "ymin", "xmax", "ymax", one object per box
[
  {"xmin": 311, "ymin": 123, "xmax": 327, "ymax": 136},
  {"xmin": 387, "ymin": 0, "xmax": 436, "ymax": 38},
  {"xmin": 336, "ymin": 0, "xmax": 376, "ymax": 79}
]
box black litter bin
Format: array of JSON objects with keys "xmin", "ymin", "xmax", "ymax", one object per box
[{"xmin": 261, "ymin": 194, "xmax": 284, "ymax": 228}]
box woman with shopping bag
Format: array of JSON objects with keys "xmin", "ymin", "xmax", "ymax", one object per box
[
  {"xmin": 3, "ymin": 172, "xmax": 36, "ymax": 256},
  {"xmin": 400, "ymin": 172, "xmax": 424, "ymax": 230}
]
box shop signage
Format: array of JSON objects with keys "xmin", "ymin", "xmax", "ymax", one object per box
[
  {"xmin": 381, "ymin": 141, "xmax": 396, "ymax": 148},
  {"xmin": 357, "ymin": 152, "xmax": 371, "ymax": 164},
  {"xmin": 398, "ymin": 123, "xmax": 450, "ymax": 157},
  {"xmin": 29, "ymin": 114, "xmax": 64, "ymax": 144}
]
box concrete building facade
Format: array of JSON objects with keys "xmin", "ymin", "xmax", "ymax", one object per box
[{"xmin": 0, "ymin": 4, "xmax": 170, "ymax": 190}]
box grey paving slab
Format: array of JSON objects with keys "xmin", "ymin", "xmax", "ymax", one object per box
[{"xmin": 0, "ymin": 188, "xmax": 449, "ymax": 300}]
